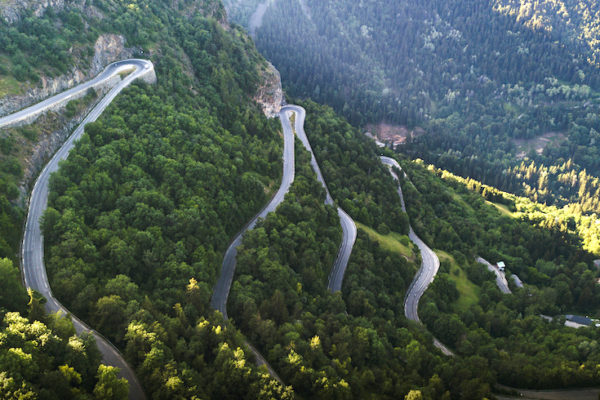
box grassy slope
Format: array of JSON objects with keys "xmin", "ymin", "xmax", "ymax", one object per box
[
  {"xmin": 436, "ymin": 249, "xmax": 480, "ymax": 311},
  {"xmin": 356, "ymin": 222, "xmax": 415, "ymax": 261}
]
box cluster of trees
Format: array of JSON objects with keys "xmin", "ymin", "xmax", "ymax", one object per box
[
  {"xmin": 240, "ymin": 0, "xmax": 599, "ymax": 127},
  {"xmin": 402, "ymin": 158, "xmax": 599, "ymax": 309},
  {"xmin": 0, "ymin": 125, "xmax": 24, "ymax": 259},
  {"xmin": 6, "ymin": 0, "xmax": 600, "ymax": 396},
  {"xmin": 442, "ymin": 166, "xmax": 600, "ymax": 255},
  {"xmin": 493, "ymin": 0, "xmax": 600, "ymax": 65},
  {"xmin": 300, "ymin": 100, "xmax": 409, "ymax": 235},
  {"xmin": 0, "ymin": 7, "xmax": 92, "ymax": 81},
  {"xmin": 231, "ymin": 132, "xmax": 492, "ymax": 398},
  {"xmin": 0, "ymin": 90, "xmax": 98, "ymax": 262},
  {"xmin": 0, "ymin": 0, "xmax": 229, "ymax": 83},
  {"xmin": 35, "ymin": 0, "xmax": 300, "ymax": 396},
  {"xmin": 0, "ymin": 258, "xmax": 128, "ymax": 399}
]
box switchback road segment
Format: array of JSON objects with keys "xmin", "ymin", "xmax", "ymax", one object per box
[{"xmin": 19, "ymin": 59, "xmax": 155, "ymax": 399}]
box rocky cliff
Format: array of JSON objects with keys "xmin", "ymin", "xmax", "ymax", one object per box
[
  {"xmin": 254, "ymin": 62, "xmax": 283, "ymax": 118},
  {"xmin": 1, "ymin": 0, "xmax": 66, "ymax": 24}
]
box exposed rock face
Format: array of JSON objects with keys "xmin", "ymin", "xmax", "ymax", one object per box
[
  {"xmin": 0, "ymin": 34, "xmax": 135, "ymax": 118},
  {"xmin": 254, "ymin": 62, "xmax": 283, "ymax": 118},
  {"xmin": 1, "ymin": 0, "xmax": 68, "ymax": 24},
  {"xmin": 91, "ymin": 34, "xmax": 135, "ymax": 75},
  {"xmin": 17, "ymin": 104, "xmax": 94, "ymax": 204}
]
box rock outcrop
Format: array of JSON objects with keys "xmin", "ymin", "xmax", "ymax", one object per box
[
  {"xmin": 91, "ymin": 34, "xmax": 135, "ymax": 75},
  {"xmin": 17, "ymin": 106, "xmax": 91, "ymax": 204},
  {"xmin": 254, "ymin": 62, "xmax": 283, "ymax": 118},
  {"xmin": 1, "ymin": 0, "xmax": 68, "ymax": 24}
]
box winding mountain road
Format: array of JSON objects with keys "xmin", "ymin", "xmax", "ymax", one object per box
[
  {"xmin": 210, "ymin": 105, "xmax": 356, "ymax": 381},
  {"xmin": 210, "ymin": 106, "xmax": 296, "ymax": 318},
  {"xmin": 211, "ymin": 105, "xmax": 357, "ymax": 317},
  {"xmin": 380, "ymin": 156, "xmax": 453, "ymax": 356},
  {"xmin": 18, "ymin": 59, "xmax": 155, "ymax": 400},
  {"xmin": 283, "ymin": 105, "xmax": 356, "ymax": 292}
]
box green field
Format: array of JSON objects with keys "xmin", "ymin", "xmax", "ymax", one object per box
[
  {"xmin": 0, "ymin": 75, "xmax": 23, "ymax": 97},
  {"xmin": 356, "ymin": 222, "xmax": 415, "ymax": 261},
  {"xmin": 436, "ymin": 250, "xmax": 480, "ymax": 311}
]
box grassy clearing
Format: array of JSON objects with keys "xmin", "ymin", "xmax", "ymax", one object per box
[
  {"xmin": 486, "ymin": 200, "xmax": 515, "ymax": 218},
  {"xmin": 513, "ymin": 131, "xmax": 566, "ymax": 159},
  {"xmin": 0, "ymin": 75, "xmax": 23, "ymax": 97},
  {"xmin": 356, "ymin": 222, "xmax": 415, "ymax": 260},
  {"xmin": 436, "ymin": 250, "xmax": 480, "ymax": 311}
]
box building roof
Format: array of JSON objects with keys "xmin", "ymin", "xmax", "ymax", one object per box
[
  {"xmin": 497, "ymin": 261, "xmax": 505, "ymax": 268},
  {"xmin": 565, "ymin": 314, "xmax": 593, "ymax": 326}
]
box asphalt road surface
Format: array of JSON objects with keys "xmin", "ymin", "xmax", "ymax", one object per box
[
  {"xmin": 284, "ymin": 104, "xmax": 357, "ymax": 292},
  {"xmin": 20, "ymin": 59, "xmax": 154, "ymax": 400},
  {"xmin": 477, "ymin": 257, "xmax": 512, "ymax": 294},
  {"xmin": 209, "ymin": 106, "xmax": 296, "ymax": 383},
  {"xmin": 0, "ymin": 60, "xmax": 151, "ymax": 127},
  {"xmin": 380, "ymin": 156, "xmax": 453, "ymax": 356}
]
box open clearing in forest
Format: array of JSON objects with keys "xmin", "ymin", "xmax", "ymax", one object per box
[
  {"xmin": 365, "ymin": 122, "xmax": 425, "ymax": 146},
  {"xmin": 486, "ymin": 200, "xmax": 516, "ymax": 218},
  {"xmin": 513, "ymin": 132, "xmax": 566, "ymax": 159}
]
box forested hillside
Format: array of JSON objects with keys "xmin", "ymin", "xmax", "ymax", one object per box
[
  {"xmin": 398, "ymin": 155, "xmax": 600, "ymax": 388},
  {"xmin": 6, "ymin": 0, "xmax": 600, "ymax": 398},
  {"xmin": 230, "ymin": 104, "xmax": 494, "ymax": 399},
  {"xmin": 0, "ymin": 0, "xmax": 294, "ymax": 397},
  {"xmin": 225, "ymin": 0, "xmax": 600, "ymax": 213}
]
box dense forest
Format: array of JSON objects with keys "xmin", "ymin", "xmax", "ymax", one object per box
[
  {"xmin": 41, "ymin": 22, "xmax": 294, "ymax": 400},
  {"xmin": 231, "ymin": 105, "xmax": 495, "ymax": 399},
  {"xmin": 4, "ymin": 0, "xmax": 600, "ymax": 398},
  {"xmin": 1, "ymin": 0, "xmax": 293, "ymax": 398},
  {"xmin": 226, "ymin": 0, "xmax": 600, "ymax": 213}
]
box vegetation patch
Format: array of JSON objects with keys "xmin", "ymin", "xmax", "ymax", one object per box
[
  {"xmin": 437, "ymin": 249, "xmax": 480, "ymax": 311},
  {"xmin": 356, "ymin": 221, "xmax": 415, "ymax": 261},
  {"xmin": 485, "ymin": 200, "xmax": 516, "ymax": 218},
  {"xmin": 513, "ymin": 131, "xmax": 567, "ymax": 159},
  {"xmin": 0, "ymin": 74, "xmax": 23, "ymax": 97}
]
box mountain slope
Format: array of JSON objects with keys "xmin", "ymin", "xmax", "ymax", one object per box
[
  {"xmin": 225, "ymin": 0, "xmax": 600, "ymax": 213},
  {"xmin": 0, "ymin": 0, "xmax": 291, "ymax": 398}
]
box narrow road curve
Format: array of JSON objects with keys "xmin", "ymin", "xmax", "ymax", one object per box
[
  {"xmin": 380, "ymin": 156, "xmax": 454, "ymax": 356},
  {"xmin": 0, "ymin": 60, "xmax": 152, "ymax": 127},
  {"xmin": 210, "ymin": 106, "xmax": 295, "ymax": 384},
  {"xmin": 284, "ymin": 104, "xmax": 357, "ymax": 292},
  {"xmin": 476, "ymin": 257, "xmax": 511, "ymax": 294},
  {"xmin": 210, "ymin": 107, "xmax": 295, "ymax": 318},
  {"xmin": 19, "ymin": 59, "xmax": 155, "ymax": 400}
]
